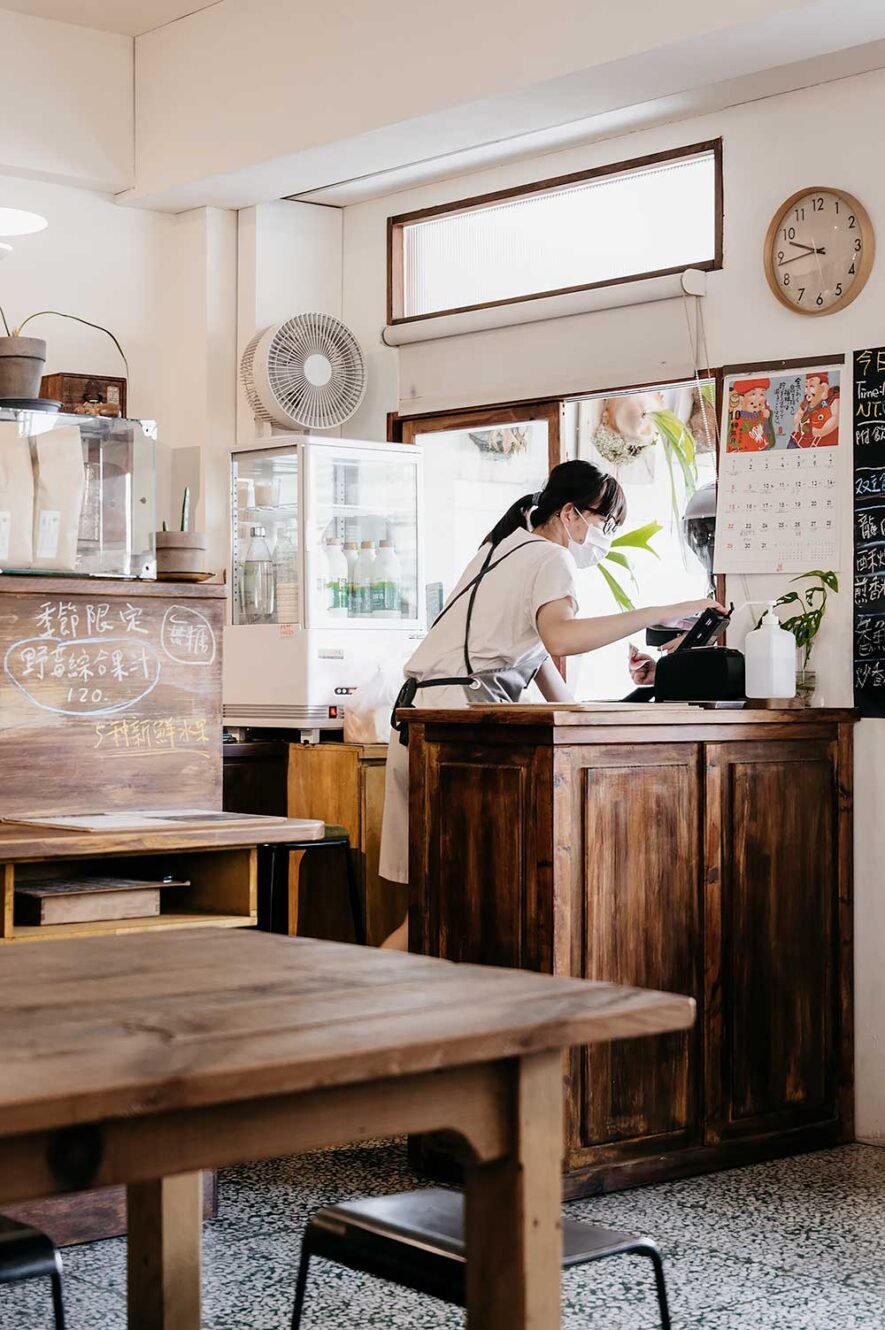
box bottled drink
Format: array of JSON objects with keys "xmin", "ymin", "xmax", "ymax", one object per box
[
  {"xmin": 324, "ymin": 539, "xmax": 349, "ymax": 619},
  {"xmin": 343, "ymin": 540, "xmax": 359, "ymax": 617},
  {"xmin": 240, "ymin": 526, "xmax": 275, "ymax": 624},
  {"xmin": 354, "ymin": 541, "xmax": 376, "ymax": 617},
  {"xmin": 372, "ymin": 539, "xmax": 402, "ymax": 618},
  {"xmin": 273, "ymin": 525, "xmax": 299, "ymax": 625}
]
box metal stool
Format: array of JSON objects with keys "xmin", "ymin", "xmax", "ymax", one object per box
[
  {"xmin": 0, "ymin": 1216, "xmax": 66, "ymax": 1328},
  {"xmin": 259, "ymin": 825, "xmax": 365, "ymax": 944},
  {"xmin": 291, "ymin": 1187, "xmax": 670, "ymax": 1329}
]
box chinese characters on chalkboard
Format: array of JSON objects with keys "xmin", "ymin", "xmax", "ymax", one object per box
[{"xmin": 854, "ymin": 348, "xmax": 885, "ymax": 714}]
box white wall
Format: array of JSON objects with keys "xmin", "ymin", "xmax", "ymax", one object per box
[
  {"xmin": 0, "ymin": 175, "xmax": 173, "ymax": 419},
  {"xmin": 236, "ymin": 200, "xmax": 343, "ymax": 442},
  {"xmin": 0, "ymin": 9, "xmax": 133, "ymax": 191},
  {"xmin": 340, "ymin": 64, "xmax": 885, "ymax": 1138}
]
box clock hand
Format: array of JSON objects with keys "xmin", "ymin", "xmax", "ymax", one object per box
[
  {"xmin": 789, "ymin": 241, "xmax": 816, "ymax": 253},
  {"xmin": 778, "ymin": 253, "xmax": 817, "ymax": 265}
]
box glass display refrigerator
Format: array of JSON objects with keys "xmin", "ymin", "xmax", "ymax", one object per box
[
  {"xmin": 0, "ymin": 408, "xmax": 156, "ymax": 579},
  {"xmin": 223, "ymin": 436, "xmax": 423, "ymax": 732}
]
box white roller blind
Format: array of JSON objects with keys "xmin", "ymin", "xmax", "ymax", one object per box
[{"xmin": 401, "ymin": 149, "xmax": 717, "ymax": 319}]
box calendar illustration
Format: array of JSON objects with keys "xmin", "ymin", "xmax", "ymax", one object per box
[{"xmin": 715, "ymin": 365, "xmax": 842, "ymax": 574}]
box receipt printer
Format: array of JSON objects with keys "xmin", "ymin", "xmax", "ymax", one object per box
[{"xmin": 651, "ymin": 605, "xmax": 746, "ymax": 702}]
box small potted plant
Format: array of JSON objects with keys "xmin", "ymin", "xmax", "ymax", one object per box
[
  {"xmin": 767, "ymin": 569, "xmax": 838, "ymax": 705},
  {"xmin": 0, "ymin": 305, "xmax": 127, "ymax": 401}
]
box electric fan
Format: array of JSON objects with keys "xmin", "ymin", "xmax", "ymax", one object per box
[{"xmin": 241, "ymin": 313, "xmax": 367, "ymax": 431}]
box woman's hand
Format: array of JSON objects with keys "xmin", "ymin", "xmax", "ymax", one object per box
[
  {"xmin": 659, "ymin": 598, "xmax": 726, "ymax": 624},
  {"xmin": 628, "ymin": 644, "xmax": 656, "ymax": 685}
]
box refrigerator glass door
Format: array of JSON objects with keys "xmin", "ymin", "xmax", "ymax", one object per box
[
  {"xmin": 231, "ymin": 446, "xmax": 301, "ymax": 626},
  {"xmin": 304, "ymin": 441, "xmax": 421, "ymax": 629}
]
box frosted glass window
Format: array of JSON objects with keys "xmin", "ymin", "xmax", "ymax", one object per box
[{"xmin": 395, "ymin": 145, "xmax": 719, "ymax": 320}]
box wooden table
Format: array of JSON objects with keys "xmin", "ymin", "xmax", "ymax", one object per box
[{"xmin": 0, "ymin": 928, "xmax": 693, "ymax": 1329}]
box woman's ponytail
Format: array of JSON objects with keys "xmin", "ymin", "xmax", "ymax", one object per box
[
  {"xmin": 482, "ymin": 492, "xmax": 540, "ymax": 547},
  {"xmin": 482, "ymin": 460, "xmax": 626, "ymax": 548}
]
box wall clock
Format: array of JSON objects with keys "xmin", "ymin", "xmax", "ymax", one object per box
[{"xmin": 764, "ymin": 187, "xmax": 874, "ymax": 315}]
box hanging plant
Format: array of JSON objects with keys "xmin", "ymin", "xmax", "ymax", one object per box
[{"xmin": 649, "ymin": 408, "xmax": 699, "ymax": 528}]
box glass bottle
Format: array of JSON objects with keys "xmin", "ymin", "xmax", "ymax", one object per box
[
  {"xmin": 273, "ymin": 525, "xmax": 299, "ymax": 625},
  {"xmin": 240, "ymin": 525, "xmax": 275, "ymax": 624}
]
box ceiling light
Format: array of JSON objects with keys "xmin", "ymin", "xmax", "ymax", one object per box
[{"xmin": 0, "ymin": 208, "xmax": 48, "ymax": 237}]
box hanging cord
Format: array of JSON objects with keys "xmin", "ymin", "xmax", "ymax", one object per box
[{"xmin": 681, "ymin": 292, "xmax": 720, "ymax": 455}]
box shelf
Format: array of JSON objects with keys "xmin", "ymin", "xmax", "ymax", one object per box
[{"xmin": 8, "ymin": 911, "xmax": 255, "ymax": 944}]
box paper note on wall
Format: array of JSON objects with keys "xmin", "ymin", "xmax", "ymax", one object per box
[{"xmin": 714, "ymin": 364, "xmax": 842, "ymax": 574}]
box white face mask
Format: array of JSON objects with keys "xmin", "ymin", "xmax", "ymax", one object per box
[{"xmin": 568, "ymin": 509, "xmax": 613, "ymax": 569}]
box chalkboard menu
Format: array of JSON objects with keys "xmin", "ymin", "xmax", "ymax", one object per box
[
  {"xmin": 853, "ymin": 348, "xmax": 885, "ymax": 714},
  {"xmin": 0, "ymin": 579, "xmax": 225, "ymax": 817}
]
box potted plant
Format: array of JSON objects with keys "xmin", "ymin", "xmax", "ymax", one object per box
[
  {"xmin": 0, "ymin": 305, "xmax": 128, "ymax": 401},
  {"xmin": 766, "ymin": 569, "xmax": 839, "ymax": 705}
]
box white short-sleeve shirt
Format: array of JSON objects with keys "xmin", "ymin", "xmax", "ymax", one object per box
[
  {"xmin": 379, "ymin": 528, "xmax": 577, "ymax": 884},
  {"xmin": 406, "ymin": 528, "xmax": 577, "ymax": 684}
]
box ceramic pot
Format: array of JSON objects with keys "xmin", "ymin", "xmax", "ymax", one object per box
[
  {"xmin": 0, "ymin": 337, "xmax": 47, "ymax": 400},
  {"xmin": 155, "ymin": 530, "xmax": 208, "ymax": 577}
]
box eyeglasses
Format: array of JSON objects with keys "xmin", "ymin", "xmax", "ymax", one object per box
[{"xmin": 591, "ymin": 512, "xmax": 619, "ymax": 537}]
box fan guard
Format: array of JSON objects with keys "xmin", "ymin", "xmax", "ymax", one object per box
[{"xmin": 241, "ymin": 313, "xmax": 367, "ymax": 431}]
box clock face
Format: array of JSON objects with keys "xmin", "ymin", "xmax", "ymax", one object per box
[{"xmin": 764, "ymin": 188, "xmax": 874, "ymax": 315}]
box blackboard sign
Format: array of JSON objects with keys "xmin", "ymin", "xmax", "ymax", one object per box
[
  {"xmin": 0, "ymin": 578, "xmax": 225, "ymax": 817},
  {"xmin": 853, "ymin": 348, "xmax": 885, "ymax": 714}
]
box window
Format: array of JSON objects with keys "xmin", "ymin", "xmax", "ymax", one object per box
[
  {"xmin": 389, "ymin": 141, "xmax": 722, "ymax": 322},
  {"xmin": 565, "ymin": 379, "xmax": 718, "ymax": 701}
]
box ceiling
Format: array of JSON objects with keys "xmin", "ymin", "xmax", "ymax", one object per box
[{"xmin": 0, "ymin": 0, "xmax": 220, "ymax": 36}]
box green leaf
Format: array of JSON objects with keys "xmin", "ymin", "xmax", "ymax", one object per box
[
  {"xmin": 597, "ymin": 561, "xmax": 636, "ymax": 611},
  {"xmin": 700, "ymin": 383, "xmax": 716, "ymax": 404},
  {"xmin": 611, "ymin": 520, "xmax": 663, "ymax": 554},
  {"xmin": 603, "ymin": 550, "xmax": 632, "ymax": 569}
]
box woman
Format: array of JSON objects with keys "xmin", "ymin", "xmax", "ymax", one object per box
[{"xmin": 379, "ymin": 460, "xmax": 721, "ymax": 948}]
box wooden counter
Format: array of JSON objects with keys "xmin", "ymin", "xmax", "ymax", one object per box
[{"xmin": 405, "ymin": 703, "xmax": 855, "ymax": 1195}]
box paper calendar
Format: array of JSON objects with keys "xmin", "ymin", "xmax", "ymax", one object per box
[{"xmin": 715, "ymin": 364, "xmax": 842, "ymax": 574}]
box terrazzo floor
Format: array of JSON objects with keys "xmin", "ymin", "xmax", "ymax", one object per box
[{"xmin": 2, "ymin": 1141, "xmax": 884, "ymax": 1328}]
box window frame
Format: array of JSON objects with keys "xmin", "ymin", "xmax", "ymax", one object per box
[{"xmin": 387, "ymin": 138, "xmax": 723, "ymax": 325}]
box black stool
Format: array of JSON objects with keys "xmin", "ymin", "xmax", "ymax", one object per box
[
  {"xmin": 0, "ymin": 1216, "xmax": 66, "ymax": 1328},
  {"xmin": 258, "ymin": 825, "xmax": 365, "ymax": 944},
  {"xmin": 291, "ymin": 1187, "xmax": 670, "ymax": 1329}
]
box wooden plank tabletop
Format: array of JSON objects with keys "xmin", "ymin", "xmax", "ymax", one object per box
[
  {"xmin": 0, "ymin": 930, "xmax": 694, "ymax": 1137},
  {"xmin": 0, "ymin": 817, "xmax": 323, "ymax": 861}
]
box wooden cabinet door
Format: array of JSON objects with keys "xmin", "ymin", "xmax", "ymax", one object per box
[
  {"xmin": 574, "ymin": 744, "xmax": 703, "ymax": 1154},
  {"xmin": 705, "ymin": 740, "xmax": 839, "ymax": 1141}
]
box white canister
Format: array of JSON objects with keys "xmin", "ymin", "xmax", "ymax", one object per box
[{"xmin": 744, "ymin": 603, "xmax": 796, "ymax": 700}]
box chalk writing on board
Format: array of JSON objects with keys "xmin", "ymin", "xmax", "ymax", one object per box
[
  {"xmin": 853, "ymin": 347, "xmax": 885, "ymax": 713},
  {"xmin": 94, "ymin": 715, "xmax": 212, "ymax": 760},
  {"xmin": 160, "ymin": 606, "xmax": 216, "ymax": 666},
  {"xmin": 4, "ymin": 635, "xmax": 161, "ymax": 717},
  {"xmin": 34, "ymin": 600, "xmax": 147, "ymax": 640}
]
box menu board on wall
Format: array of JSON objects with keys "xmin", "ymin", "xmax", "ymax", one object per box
[
  {"xmin": 714, "ymin": 361, "xmax": 843, "ymax": 575},
  {"xmin": 853, "ymin": 347, "xmax": 885, "ymax": 715},
  {"xmin": 0, "ymin": 583, "xmax": 224, "ymax": 817}
]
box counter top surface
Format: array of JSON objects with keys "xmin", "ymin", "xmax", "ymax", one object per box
[{"xmin": 401, "ymin": 703, "xmax": 856, "ymax": 727}]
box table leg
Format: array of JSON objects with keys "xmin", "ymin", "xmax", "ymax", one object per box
[
  {"xmin": 127, "ymin": 1172, "xmax": 202, "ymax": 1330},
  {"xmin": 463, "ymin": 1050, "xmax": 564, "ymax": 1329}
]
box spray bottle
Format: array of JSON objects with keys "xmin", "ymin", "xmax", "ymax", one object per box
[{"xmin": 744, "ymin": 602, "xmax": 796, "ymax": 700}]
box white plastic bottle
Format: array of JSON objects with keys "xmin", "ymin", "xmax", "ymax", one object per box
[
  {"xmin": 323, "ymin": 538, "xmax": 349, "ymax": 619},
  {"xmin": 372, "ymin": 540, "xmax": 402, "ymax": 618},
  {"xmin": 354, "ymin": 541, "xmax": 376, "ymax": 617},
  {"xmin": 744, "ymin": 602, "xmax": 796, "ymax": 700},
  {"xmin": 343, "ymin": 540, "xmax": 359, "ymax": 617}
]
